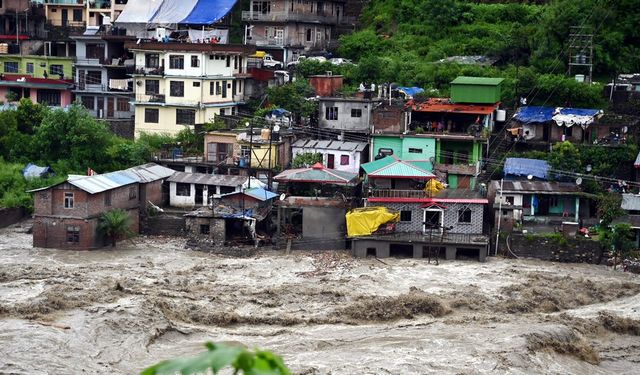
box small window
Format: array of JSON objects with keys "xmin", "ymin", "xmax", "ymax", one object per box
[
  {"xmin": 26, "ymin": 62, "xmax": 34, "ymax": 74},
  {"xmin": 209, "ymin": 82, "xmax": 214, "ymax": 95},
  {"xmin": 129, "ymin": 186, "xmax": 137, "ymax": 200},
  {"xmin": 193, "ymin": 81, "xmax": 201, "ymax": 87},
  {"xmin": 408, "ymin": 148, "xmax": 423, "ymax": 154},
  {"xmin": 169, "ymin": 81, "xmax": 184, "ymax": 97},
  {"xmin": 219, "ymin": 108, "xmax": 226, "ymax": 116},
  {"xmin": 104, "ymin": 191, "xmax": 111, "ymax": 206},
  {"xmin": 200, "ymin": 224, "xmax": 210, "ymax": 235},
  {"xmin": 351, "ymin": 108, "xmax": 362, "ymax": 118},
  {"xmin": 191, "ymin": 55, "xmax": 199, "ymax": 68},
  {"xmin": 144, "ymin": 108, "xmax": 159, "ymax": 123},
  {"xmin": 306, "ymin": 28, "xmax": 312, "ymax": 42},
  {"xmin": 169, "ymin": 55, "xmax": 184, "ymax": 70},
  {"xmin": 117, "ymin": 98, "xmax": 129, "ymax": 112},
  {"xmin": 49, "ymin": 64, "xmax": 64, "ymax": 76},
  {"xmin": 66, "ymin": 226, "xmax": 80, "ymax": 243},
  {"xmin": 221, "ymin": 80, "xmax": 227, "ymax": 98},
  {"xmin": 400, "ymin": 210, "xmax": 412, "ymax": 222},
  {"xmin": 64, "ymin": 192, "xmax": 74, "ymax": 208},
  {"xmin": 4, "ymin": 61, "xmax": 18, "ymax": 73},
  {"xmin": 145, "ymin": 79, "xmax": 159, "ymax": 95},
  {"xmin": 145, "ymin": 53, "xmax": 160, "ymax": 68},
  {"xmin": 325, "ymin": 106, "xmax": 338, "ymax": 120},
  {"xmin": 216, "ymin": 81, "xmax": 222, "ymax": 95},
  {"xmin": 240, "ymin": 146, "xmax": 251, "ymax": 158},
  {"xmin": 176, "ymin": 183, "xmax": 191, "ymax": 196},
  {"xmin": 73, "ymin": 9, "xmax": 83, "ymax": 22},
  {"xmin": 340, "ymin": 155, "xmax": 349, "ymax": 165},
  {"xmin": 81, "ymin": 96, "xmax": 95, "ymax": 110},
  {"xmin": 86, "ymin": 70, "xmax": 102, "ymax": 85},
  {"xmin": 226, "ymin": 55, "xmax": 231, "ymax": 67},
  {"xmin": 458, "ymin": 208, "xmax": 472, "ymax": 223},
  {"xmin": 176, "ymin": 109, "xmax": 196, "ymax": 125}
]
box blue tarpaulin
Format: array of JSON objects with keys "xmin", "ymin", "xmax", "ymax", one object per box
[
  {"xmin": 22, "ymin": 163, "xmax": 53, "ymax": 180},
  {"xmin": 513, "ymin": 106, "xmax": 602, "ymax": 124},
  {"xmin": 397, "ymin": 86, "xmax": 424, "ymax": 98},
  {"xmin": 269, "ymin": 108, "xmax": 289, "ymax": 117},
  {"xmin": 181, "ymin": 0, "xmax": 238, "ymax": 24},
  {"xmin": 504, "ymin": 158, "xmax": 549, "ymax": 180}
]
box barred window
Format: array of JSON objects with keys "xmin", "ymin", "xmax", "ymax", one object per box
[
  {"xmin": 325, "ymin": 106, "xmax": 338, "ymax": 120},
  {"xmin": 145, "ymin": 79, "xmax": 159, "ymax": 95},
  {"xmin": 458, "ymin": 208, "xmax": 472, "ymax": 223},
  {"xmin": 169, "ymin": 55, "xmax": 184, "ymax": 69},
  {"xmin": 176, "ymin": 109, "xmax": 196, "ymax": 125},
  {"xmin": 66, "ymin": 226, "xmax": 80, "ymax": 243},
  {"xmin": 169, "ymin": 81, "xmax": 184, "ymax": 97},
  {"xmin": 144, "ymin": 108, "xmax": 159, "ymax": 123}
]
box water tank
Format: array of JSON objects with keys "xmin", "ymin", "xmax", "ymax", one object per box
[
  {"xmin": 0, "ymin": 44, "xmax": 8, "ymax": 54},
  {"xmin": 239, "ymin": 157, "xmax": 247, "ymax": 167},
  {"xmin": 261, "ymin": 128, "xmax": 271, "ymax": 140},
  {"xmin": 496, "ymin": 109, "xmax": 507, "ymax": 122},
  {"xmin": 575, "ymin": 74, "xmax": 585, "ymax": 83}
]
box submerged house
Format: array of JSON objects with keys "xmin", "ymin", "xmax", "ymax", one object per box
[
  {"xmin": 274, "ymin": 163, "xmax": 360, "ymax": 250},
  {"xmin": 166, "ymin": 172, "xmax": 248, "ymax": 208},
  {"xmin": 355, "ymin": 156, "xmax": 490, "ymax": 261}
]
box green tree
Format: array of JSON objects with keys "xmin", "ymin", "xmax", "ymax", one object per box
[
  {"xmin": 547, "ymin": 142, "xmax": 581, "ymax": 180},
  {"xmin": 600, "ymin": 223, "xmax": 636, "ymax": 270},
  {"xmin": 292, "ymin": 152, "xmax": 323, "ymax": 168},
  {"xmin": 141, "ymin": 342, "xmax": 290, "ymax": 375},
  {"xmin": 98, "ymin": 209, "xmax": 133, "ymax": 247},
  {"xmin": 266, "ymin": 80, "xmax": 316, "ymax": 121},
  {"xmin": 597, "ymin": 194, "xmax": 625, "ymax": 227}
]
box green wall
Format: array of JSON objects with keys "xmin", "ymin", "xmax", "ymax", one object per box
[
  {"xmin": 0, "ymin": 55, "xmax": 74, "ymax": 80},
  {"xmin": 372, "ymin": 135, "xmax": 436, "ymax": 161},
  {"xmin": 372, "ymin": 136, "xmax": 402, "ymax": 158},
  {"xmin": 437, "ymin": 139, "xmax": 481, "ymax": 165},
  {"xmin": 451, "ymin": 84, "xmax": 501, "ymax": 104}
]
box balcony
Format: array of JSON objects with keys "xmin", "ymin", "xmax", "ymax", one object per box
[
  {"xmin": 358, "ymin": 231, "xmax": 490, "ymax": 246},
  {"xmin": 242, "ymin": 11, "xmax": 344, "ymax": 25},
  {"xmin": 88, "ymin": 0, "xmax": 111, "ymax": 9},
  {"xmin": 369, "ymin": 189, "xmax": 428, "ymax": 199},
  {"xmin": 148, "ymin": 94, "xmax": 165, "ymax": 103},
  {"xmin": 45, "ymin": 0, "xmax": 86, "ymax": 5},
  {"xmin": 133, "ymin": 66, "xmax": 164, "ymax": 76}
]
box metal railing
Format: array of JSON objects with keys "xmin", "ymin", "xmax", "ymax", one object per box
[
  {"xmin": 367, "ymin": 231, "xmax": 490, "ymax": 245},
  {"xmin": 242, "ymin": 11, "xmax": 346, "ymax": 24},
  {"xmin": 369, "ymin": 189, "xmax": 427, "ymax": 199}
]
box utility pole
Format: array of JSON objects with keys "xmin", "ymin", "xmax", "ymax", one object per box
[
  {"xmin": 494, "ymin": 178, "xmax": 504, "ymax": 256},
  {"xmin": 568, "ymin": 26, "xmax": 594, "ymax": 84},
  {"xmin": 248, "ymin": 120, "xmax": 254, "ymax": 189},
  {"xmin": 267, "ymin": 122, "xmax": 274, "ymax": 190}
]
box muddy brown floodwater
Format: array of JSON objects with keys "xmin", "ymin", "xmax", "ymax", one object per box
[{"xmin": 1, "ymin": 221, "xmax": 640, "ymax": 374}]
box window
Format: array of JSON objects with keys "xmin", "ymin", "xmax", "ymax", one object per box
[
  {"xmin": 209, "ymin": 82, "xmax": 214, "ymax": 95},
  {"xmin": 220, "ymin": 186, "xmax": 235, "ymax": 194},
  {"xmin": 66, "ymin": 226, "xmax": 80, "ymax": 243},
  {"xmin": 104, "ymin": 191, "xmax": 111, "ymax": 206},
  {"xmin": 340, "ymin": 155, "xmax": 349, "ymax": 165},
  {"xmin": 221, "ymin": 80, "xmax": 227, "ymax": 98},
  {"xmin": 408, "ymin": 148, "xmax": 423, "ymax": 154},
  {"xmin": 81, "ymin": 96, "xmax": 94, "ymax": 110},
  {"xmin": 306, "ymin": 28, "xmax": 312, "ymax": 42},
  {"xmin": 169, "ymin": 81, "xmax": 184, "ymax": 97},
  {"xmin": 86, "ymin": 71, "xmax": 102, "ymax": 85},
  {"xmin": 458, "ymin": 208, "xmax": 472, "ymax": 223},
  {"xmin": 193, "ymin": 81, "xmax": 201, "ymax": 87},
  {"xmin": 550, "ymin": 197, "xmax": 559, "ymax": 207},
  {"xmin": 240, "ymin": 145, "xmax": 251, "ymax": 159},
  {"xmin": 129, "ymin": 186, "xmax": 137, "ymax": 200},
  {"xmin": 86, "ymin": 43, "xmax": 104, "ymax": 59},
  {"xmin": 144, "ymin": 108, "xmax": 159, "ymax": 123},
  {"xmin": 215, "ymin": 82, "xmax": 221, "ymax": 95},
  {"xmin": 169, "ymin": 55, "xmax": 184, "ymax": 69},
  {"xmin": 219, "ymin": 108, "xmax": 226, "ymax": 116},
  {"xmin": 49, "ymin": 65, "xmax": 64, "ymax": 76},
  {"xmin": 176, "ymin": 183, "xmax": 191, "ymax": 196},
  {"xmin": 191, "ymin": 55, "xmax": 199, "ymax": 68},
  {"xmin": 351, "ymin": 108, "xmax": 362, "ymax": 118},
  {"xmin": 564, "ymin": 126, "xmax": 573, "ymax": 137},
  {"xmin": 145, "ymin": 53, "xmax": 160, "ymax": 68},
  {"xmin": 200, "ymin": 224, "xmax": 210, "ymax": 235},
  {"xmin": 64, "ymin": 192, "xmax": 74, "ymax": 208},
  {"xmin": 325, "ymin": 106, "xmax": 338, "ymax": 120},
  {"xmin": 226, "ymin": 55, "xmax": 231, "ymax": 68},
  {"xmin": 3, "ymin": 62, "xmax": 18, "ymax": 73},
  {"xmin": 400, "ymin": 210, "xmax": 412, "ymax": 222},
  {"xmin": 73, "ymin": 9, "xmax": 83, "ymax": 22},
  {"xmin": 176, "ymin": 109, "xmax": 196, "ymax": 125},
  {"xmin": 37, "ymin": 89, "xmax": 61, "ymax": 106},
  {"xmin": 117, "ymin": 98, "xmax": 129, "ymax": 112},
  {"xmin": 145, "ymin": 79, "xmax": 159, "ymax": 95},
  {"xmin": 26, "ymin": 62, "xmax": 34, "ymax": 74}
]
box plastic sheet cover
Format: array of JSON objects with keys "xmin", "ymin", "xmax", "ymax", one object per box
[
  {"xmin": 115, "ymin": 0, "xmax": 164, "ymax": 24},
  {"xmin": 181, "ymin": 0, "xmax": 239, "ymax": 25},
  {"xmin": 151, "ymin": 0, "xmax": 199, "ymax": 25},
  {"xmin": 346, "ymin": 207, "xmax": 400, "ymax": 237}
]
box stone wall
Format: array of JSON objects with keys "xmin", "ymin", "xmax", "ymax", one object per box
[
  {"xmin": 142, "ymin": 213, "xmax": 186, "ymax": 236},
  {"xmin": 504, "ymin": 233, "xmax": 603, "ymax": 264}
]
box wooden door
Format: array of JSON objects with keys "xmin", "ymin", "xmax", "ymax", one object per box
[
  {"xmin": 327, "ymin": 154, "xmax": 335, "ymax": 169},
  {"xmin": 107, "ymin": 97, "xmax": 114, "ymax": 118}
]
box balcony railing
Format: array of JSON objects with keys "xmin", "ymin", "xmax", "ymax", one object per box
[
  {"xmin": 45, "ymin": 0, "xmax": 86, "ymax": 5},
  {"xmin": 88, "ymin": 0, "xmax": 111, "ymax": 9},
  {"xmin": 369, "ymin": 189, "xmax": 427, "ymax": 199},
  {"xmin": 361, "ymin": 231, "xmax": 489, "ymax": 246},
  {"xmin": 242, "ymin": 11, "xmax": 345, "ymax": 24}
]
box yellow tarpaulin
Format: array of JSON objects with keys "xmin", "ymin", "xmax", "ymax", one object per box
[
  {"xmin": 425, "ymin": 179, "xmax": 445, "ymax": 196},
  {"xmin": 249, "ymin": 51, "xmax": 267, "ymax": 58},
  {"xmin": 346, "ymin": 207, "xmax": 400, "ymax": 237}
]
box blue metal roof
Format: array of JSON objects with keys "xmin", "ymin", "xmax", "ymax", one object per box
[
  {"xmin": 244, "ymin": 188, "xmax": 278, "ymax": 201},
  {"xmin": 513, "ymin": 106, "xmax": 602, "ymax": 124},
  {"xmin": 504, "ymin": 158, "xmax": 549, "ymax": 180}
]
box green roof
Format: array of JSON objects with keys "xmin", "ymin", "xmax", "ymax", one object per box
[
  {"xmin": 361, "ymin": 156, "xmax": 435, "ymax": 179},
  {"xmin": 451, "ymin": 76, "xmax": 504, "ymax": 86},
  {"xmin": 360, "ymin": 156, "xmax": 395, "ymax": 175}
]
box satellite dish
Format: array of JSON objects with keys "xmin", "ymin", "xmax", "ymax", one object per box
[
  {"xmin": 527, "ymin": 174, "xmax": 533, "ymax": 180},
  {"xmin": 429, "ymin": 156, "xmax": 436, "ymax": 164},
  {"xmin": 273, "ymin": 125, "xmax": 280, "ymax": 132},
  {"xmin": 576, "ymin": 177, "xmax": 583, "ymax": 186},
  {"xmin": 279, "ymin": 193, "xmax": 286, "ymax": 201}
]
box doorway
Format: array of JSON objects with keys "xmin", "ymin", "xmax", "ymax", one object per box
[
  {"xmin": 195, "ymin": 184, "xmax": 204, "ymax": 205},
  {"xmin": 327, "ymin": 154, "xmax": 335, "ymax": 169},
  {"xmin": 423, "ymin": 209, "xmax": 443, "ymax": 234},
  {"xmin": 62, "ymin": 9, "xmax": 68, "ymax": 26},
  {"xmin": 542, "ymin": 124, "xmax": 550, "ymax": 142}
]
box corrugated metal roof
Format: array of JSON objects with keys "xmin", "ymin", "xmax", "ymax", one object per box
[
  {"xmin": 167, "ymin": 172, "xmax": 248, "ymax": 187},
  {"xmin": 451, "ymin": 76, "xmax": 504, "ymax": 86},
  {"xmin": 67, "ymin": 172, "xmax": 138, "ymax": 194},
  {"xmin": 244, "ymin": 188, "xmax": 278, "ymax": 201},
  {"xmin": 622, "ymin": 194, "xmax": 640, "ymax": 211},
  {"xmin": 491, "ymin": 180, "xmax": 581, "ymax": 194},
  {"xmin": 120, "ymin": 163, "xmax": 175, "ymax": 183},
  {"xmin": 274, "ymin": 163, "xmax": 358, "ymax": 185},
  {"xmin": 362, "ymin": 156, "xmax": 435, "ymax": 179},
  {"xmin": 292, "ymin": 139, "xmax": 367, "ymax": 152}
]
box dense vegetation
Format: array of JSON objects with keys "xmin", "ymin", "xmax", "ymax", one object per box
[{"xmin": 301, "ymin": 0, "xmax": 639, "ymax": 108}]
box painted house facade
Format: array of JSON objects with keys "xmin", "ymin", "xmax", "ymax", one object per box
[
  {"xmin": 318, "ymin": 97, "xmax": 380, "ymax": 134},
  {"xmin": 166, "ymin": 172, "xmax": 247, "ymax": 208},
  {"xmin": 291, "ymin": 139, "xmax": 367, "ymax": 174},
  {"xmin": 0, "ymin": 55, "xmax": 74, "ymax": 106},
  {"xmin": 127, "ymin": 42, "xmax": 255, "ymax": 137}
]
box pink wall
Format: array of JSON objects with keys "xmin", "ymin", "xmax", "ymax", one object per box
[{"xmin": 0, "ymin": 86, "xmax": 72, "ymax": 107}]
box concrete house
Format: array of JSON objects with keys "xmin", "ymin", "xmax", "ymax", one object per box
[
  {"xmin": 0, "ymin": 55, "xmax": 74, "ymax": 106},
  {"xmin": 291, "ymin": 139, "xmax": 368, "ymax": 174},
  {"xmin": 318, "ymin": 96, "xmax": 380, "ymax": 134},
  {"xmin": 30, "ymin": 163, "xmax": 175, "ymax": 250},
  {"xmin": 166, "ymin": 172, "xmax": 247, "ymax": 208}
]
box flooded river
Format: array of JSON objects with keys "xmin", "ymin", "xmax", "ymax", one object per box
[{"xmin": 1, "ymin": 221, "xmax": 639, "ymax": 374}]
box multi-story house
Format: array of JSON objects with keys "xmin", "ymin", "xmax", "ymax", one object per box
[
  {"xmin": 73, "ymin": 26, "xmax": 134, "ymax": 134},
  {"xmin": 85, "ymin": 0, "xmax": 128, "ymax": 27},
  {"xmin": 242, "ymin": 0, "xmax": 350, "ymax": 63},
  {"xmin": 126, "ymin": 41, "xmax": 255, "ymax": 137},
  {"xmin": 0, "ymin": 54, "xmax": 74, "ymax": 106},
  {"xmin": 0, "ymin": 1, "xmax": 47, "ymax": 44}
]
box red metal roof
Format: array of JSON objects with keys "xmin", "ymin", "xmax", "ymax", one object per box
[
  {"xmin": 1, "ymin": 74, "xmax": 73, "ymax": 85},
  {"xmin": 368, "ymin": 197, "xmax": 488, "ymax": 204},
  {"xmin": 412, "ymin": 98, "xmax": 497, "ymax": 115}
]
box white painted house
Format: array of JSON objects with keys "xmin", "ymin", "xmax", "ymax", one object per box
[
  {"xmin": 291, "ymin": 139, "xmax": 368, "ymax": 174},
  {"xmin": 166, "ymin": 172, "xmax": 247, "ymax": 208}
]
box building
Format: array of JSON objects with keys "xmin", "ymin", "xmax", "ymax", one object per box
[
  {"xmin": 0, "ymin": 1, "xmax": 47, "ymax": 44},
  {"xmin": 318, "ymin": 96, "xmax": 381, "ymax": 134},
  {"xmin": 126, "ymin": 41, "xmax": 255, "ymax": 137},
  {"xmin": 274, "ymin": 162, "xmax": 359, "ymax": 250},
  {"xmin": 449, "ymin": 76, "xmax": 503, "ymax": 104},
  {"xmin": 619, "ymin": 194, "xmax": 640, "ymax": 247},
  {"xmin": 291, "ymin": 139, "xmax": 367, "ymax": 174},
  {"xmin": 73, "ymin": 26, "xmax": 135, "ymax": 133},
  {"xmin": 29, "ymin": 163, "xmax": 175, "ymax": 250},
  {"xmin": 166, "ymin": 172, "xmax": 248, "ymax": 208},
  {"xmin": 242, "ymin": 0, "xmax": 352, "ymax": 63}
]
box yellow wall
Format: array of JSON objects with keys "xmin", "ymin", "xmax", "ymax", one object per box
[
  {"xmin": 45, "ymin": 5, "xmax": 86, "ymax": 27},
  {"xmin": 134, "ymin": 105, "xmax": 234, "ymax": 137},
  {"xmin": 246, "ymin": 143, "xmax": 279, "ymax": 169},
  {"xmin": 136, "ymin": 77, "xmax": 243, "ymax": 106}
]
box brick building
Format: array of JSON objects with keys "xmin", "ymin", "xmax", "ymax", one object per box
[{"xmin": 30, "ymin": 163, "xmax": 175, "ymax": 250}]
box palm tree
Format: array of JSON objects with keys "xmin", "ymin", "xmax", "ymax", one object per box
[{"xmin": 98, "ymin": 209, "xmax": 133, "ymax": 247}]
